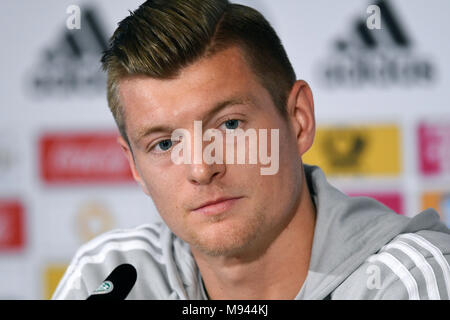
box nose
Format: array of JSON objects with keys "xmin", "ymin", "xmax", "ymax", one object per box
[
  {"xmin": 181, "ymin": 122, "xmax": 226, "ymax": 185},
  {"xmin": 188, "ymin": 161, "xmax": 225, "ymax": 185}
]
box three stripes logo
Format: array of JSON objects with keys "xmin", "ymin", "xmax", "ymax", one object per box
[
  {"xmin": 27, "ymin": 7, "xmax": 108, "ymax": 98},
  {"xmin": 317, "ymin": 0, "xmax": 435, "ymax": 88}
]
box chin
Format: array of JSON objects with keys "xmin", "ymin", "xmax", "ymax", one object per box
[
  {"xmin": 188, "ymin": 213, "xmax": 266, "ymax": 258},
  {"xmin": 192, "ymin": 235, "xmax": 252, "ymax": 258}
]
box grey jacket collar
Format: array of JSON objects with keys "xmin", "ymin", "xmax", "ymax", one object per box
[{"xmin": 297, "ymin": 164, "xmax": 446, "ymax": 299}]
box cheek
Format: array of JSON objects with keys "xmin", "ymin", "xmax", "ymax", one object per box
[
  {"xmin": 139, "ymin": 164, "xmax": 184, "ymax": 214},
  {"xmin": 262, "ymin": 127, "xmax": 302, "ymax": 197},
  {"xmin": 279, "ymin": 123, "xmax": 301, "ymax": 167}
]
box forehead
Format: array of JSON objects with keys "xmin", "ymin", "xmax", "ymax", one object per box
[{"xmin": 118, "ymin": 46, "xmax": 268, "ymax": 136}]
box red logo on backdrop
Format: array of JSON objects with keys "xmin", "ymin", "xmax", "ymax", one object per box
[
  {"xmin": 0, "ymin": 200, "xmax": 25, "ymax": 250},
  {"xmin": 347, "ymin": 192, "xmax": 404, "ymax": 215},
  {"xmin": 40, "ymin": 132, "xmax": 133, "ymax": 183},
  {"xmin": 418, "ymin": 122, "xmax": 450, "ymax": 176}
]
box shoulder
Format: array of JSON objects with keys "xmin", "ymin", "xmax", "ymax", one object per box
[
  {"xmin": 68, "ymin": 222, "xmax": 168, "ymax": 269},
  {"xmin": 52, "ymin": 222, "xmax": 172, "ymax": 300},
  {"xmin": 335, "ymin": 230, "xmax": 450, "ymax": 300}
]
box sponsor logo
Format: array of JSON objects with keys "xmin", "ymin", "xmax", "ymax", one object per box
[
  {"xmin": 26, "ymin": 7, "xmax": 108, "ymax": 98},
  {"xmin": 76, "ymin": 200, "xmax": 115, "ymax": 242},
  {"xmin": 43, "ymin": 264, "xmax": 68, "ymax": 300},
  {"xmin": 422, "ymin": 192, "xmax": 450, "ymax": 228},
  {"xmin": 0, "ymin": 200, "xmax": 25, "ymax": 251},
  {"xmin": 316, "ymin": 0, "xmax": 435, "ymax": 88},
  {"xmin": 39, "ymin": 132, "xmax": 133, "ymax": 184},
  {"xmin": 418, "ymin": 121, "xmax": 450, "ymax": 176},
  {"xmin": 347, "ymin": 192, "xmax": 404, "ymax": 214},
  {"xmin": 303, "ymin": 124, "xmax": 401, "ymax": 176}
]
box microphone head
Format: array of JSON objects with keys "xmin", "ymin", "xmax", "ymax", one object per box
[{"xmin": 87, "ymin": 264, "xmax": 137, "ymax": 300}]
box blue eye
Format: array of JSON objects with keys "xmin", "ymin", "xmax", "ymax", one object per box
[
  {"xmin": 224, "ymin": 119, "xmax": 240, "ymax": 130},
  {"xmin": 156, "ymin": 139, "xmax": 173, "ymax": 152}
]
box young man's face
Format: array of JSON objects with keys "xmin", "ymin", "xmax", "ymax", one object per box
[{"xmin": 118, "ymin": 46, "xmax": 309, "ymax": 257}]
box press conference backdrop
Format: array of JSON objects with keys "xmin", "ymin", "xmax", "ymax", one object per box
[{"xmin": 0, "ymin": 0, "xmax": 449, "ymax": 299}]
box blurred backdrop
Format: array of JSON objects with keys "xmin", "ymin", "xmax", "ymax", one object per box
[{"xmin": 0, "ymin": 0, "xmax": 449, "ymax": 299}]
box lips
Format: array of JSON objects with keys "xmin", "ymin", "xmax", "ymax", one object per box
[{"xmin": 191, "ymin": 196, "xmax": 243, "ymax": 216}]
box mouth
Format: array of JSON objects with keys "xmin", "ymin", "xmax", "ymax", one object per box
[{"xmin": 191, "ymin": 196, "xmax": 243, "ymax": 216}]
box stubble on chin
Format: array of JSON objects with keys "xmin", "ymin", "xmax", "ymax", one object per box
[{"xmin": 187, "ymin": 210, "xmax": 267, "ymax": 258}]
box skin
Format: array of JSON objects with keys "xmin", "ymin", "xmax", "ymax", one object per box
[{"xmin": 118, "ymin": 45, "xmax": 317, "ymax": 299}]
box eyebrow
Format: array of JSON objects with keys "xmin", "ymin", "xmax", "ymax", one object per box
[
  {"xmin": 202, "ymin": 97, "xmax": 249, "ymax": 125},
  {"xmin": 134, "ymin": 97, "xmax": 250, "ymax": 144}
]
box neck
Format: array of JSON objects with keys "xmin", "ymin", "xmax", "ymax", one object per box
[{"xmin": 191, "ymin": 173, "xmax": 316, "ymax": 300}]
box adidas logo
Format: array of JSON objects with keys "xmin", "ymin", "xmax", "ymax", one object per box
[
  {"xmin": 26, "ymin": 7, "xmax": 108, "ymax": 98},
  {"xmin": 316, "ymin": 0, "xmax": 435, "ymax": 88}
]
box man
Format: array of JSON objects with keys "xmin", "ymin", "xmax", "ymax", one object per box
[{"xmin": 53, "ymin": 0, "xmax": 450, "ymax": 300}]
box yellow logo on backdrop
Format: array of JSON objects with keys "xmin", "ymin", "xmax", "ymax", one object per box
[
  {"xmin": 44, "ymin": 264, "xmax": 68, "ymax": 299},
  {"xmin": 76, "ymin": 201, "xmax": 115, "ymax": 243},
  {"xmin": 303, "ymin": 125, "xmax": 401, "ymax": 176}
]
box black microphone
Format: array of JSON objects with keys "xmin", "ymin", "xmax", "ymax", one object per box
[{"xmin": 87, "ymin": 264, "xmax": 137, "ymax": 300}]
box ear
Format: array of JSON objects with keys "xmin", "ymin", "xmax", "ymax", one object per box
[
  {"xmin": 285, "ymin": 80, "xmax": 316, "ymax": 157},
  {"xmin": 117, "ymin": 135, "xmax": 151, "ymax": 196}
]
